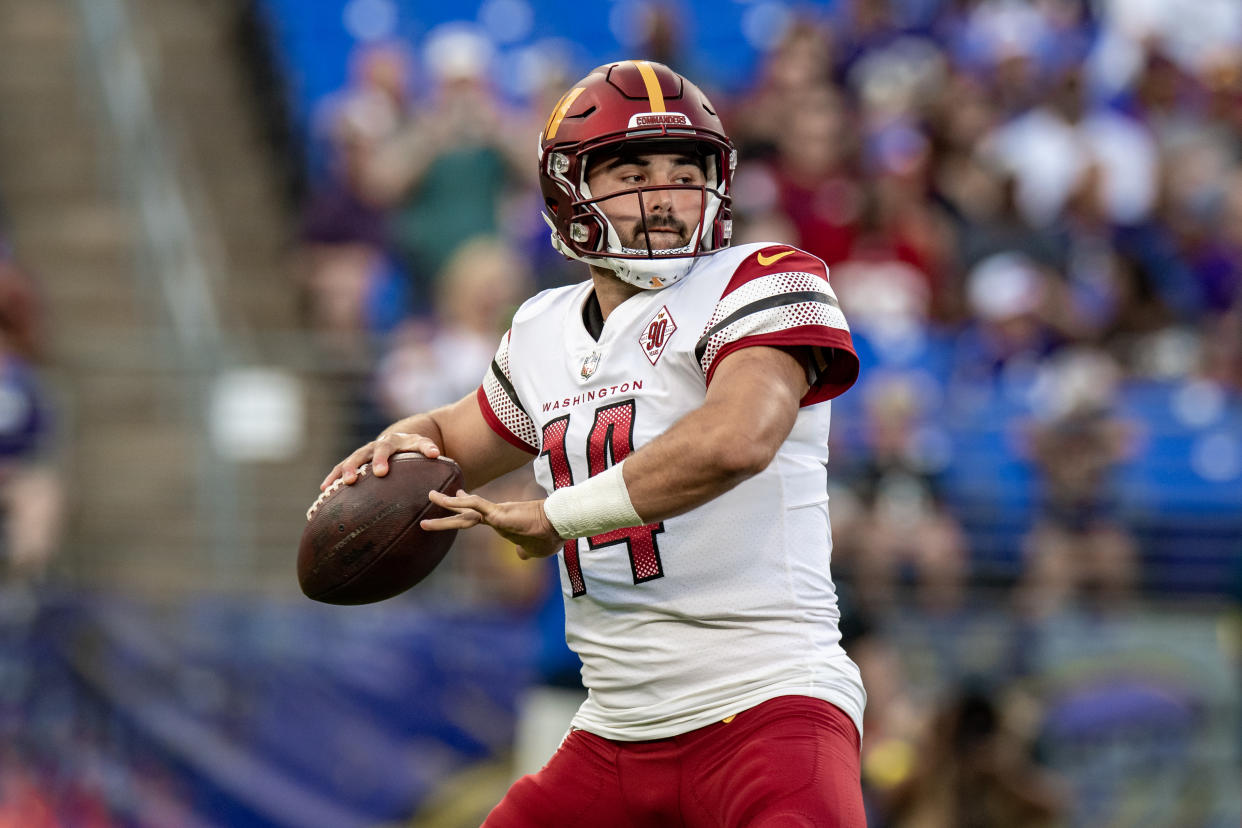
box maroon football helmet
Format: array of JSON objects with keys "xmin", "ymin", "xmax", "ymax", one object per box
[{"xmin": 538, "ymin": 60, "xmax": 736, "ymax": 289}]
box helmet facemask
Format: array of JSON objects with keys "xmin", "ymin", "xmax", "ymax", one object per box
[{"xmin": 542, "ymin": 134, "xmax": 734, "ymax": 290}]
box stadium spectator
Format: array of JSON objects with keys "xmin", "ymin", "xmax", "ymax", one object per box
[
  {"xmin": 630, "ymin": 3, "xmax": 689, "ymax": 74},
  {"xmin": 346, "ymin": 41, "xmax": 415, "ymax": 130},
  {"xmin": 356, "ymin": 25, "xmax": 532, "ymax": 315},
  {"xmin": 831, "ymin": 372, "xmax": 969, "ymax": 615},
  {"xmin": 848, "ymin": 628, "xmax": 925, "ymax": 826},
  {"xmin": 951, "ymin": 252, "xmax": 1068, "ymax": 386},
  {"xmin": 832, "ymin": 0, "xmax": 911, "ymax": 81},
  {"xmin": 1017, "ymin": 350, "xmax": 1138, "ymax": 617},
  {"xmin": 374, "ymin": 236, "xmax": 532, "ymax": 424},
  {"xmin": 0, "ymin": 249, "xmax": 61, "ymax": 580},
  {"xmin": 0, "ymin": 244, "xmax": 45, "ymax": 364},
  {"xmin": 297, "ymin": 90, "xmax": 396, "ymax": 356},
  {"xmin": 1187, "ymin": 166, "xmax": 1242, "ymax": 318},
  {"xmin": 730, "ymin": 18, "xmax": 836, "ymax": 160},
  {"xmin": 308, "ymin": 40, "xmax": 413, "ymax": 176},
  {"xmin": 981, "ymin": 66, "xmax": 1159, "ymax": 229},
  {"xmin": 933, "ymin": 158, "xmax": 1064, "ymax": 307},
  {"xmin": 1200, "ymin": 302, "xmax": 1242, "ymax": 390},
  {"xmin": 882, "ymin": 683, "xmax": 1068, "ymax": 828},
  {"xmin": 767, "ymin": 82, "xmax": 864, "ymax": 267}
]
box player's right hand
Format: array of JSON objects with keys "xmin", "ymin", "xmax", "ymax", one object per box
[{"xmin": 320, "ymin": 431, "xmax": 443, "ymax": 490}]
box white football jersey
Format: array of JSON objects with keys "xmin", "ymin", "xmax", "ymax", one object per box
[{"xmin": 478, "ymin": 242, "xmax": 865, "ymax": 741}]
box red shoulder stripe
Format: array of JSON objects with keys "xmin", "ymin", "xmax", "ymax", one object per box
[
  {"xmin": 723, "ymin": 246, "xmax": 829, "ymax": 297},
  {"xmin": 706, "ymin": 328, "xmax": 859, "ymax": 406}
]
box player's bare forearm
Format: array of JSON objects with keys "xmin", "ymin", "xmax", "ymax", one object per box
[
  {"xmin": 622, "ymin": 346, "xmax": 809, "ymax": 522},
  {"xmin": 321, "ymin": 392, "xmax": 531, "ymax": 491},
  {"xmin": 417, "ymin": 348, "xmax": 806, "ymax": 557}
]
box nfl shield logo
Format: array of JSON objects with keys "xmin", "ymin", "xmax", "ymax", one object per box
[{"xmin": 580, "ymin": 350, "xmax": 602, "ymax": 381}]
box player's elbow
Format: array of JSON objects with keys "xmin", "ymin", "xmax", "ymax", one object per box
[{"xmin": 710, "ymin": 436, "xmax": 778, "ymax": 481}]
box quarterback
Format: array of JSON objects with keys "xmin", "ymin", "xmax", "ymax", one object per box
[{"xmin": 321, "ymin": 60, "xmax": 866, "ymax": 826}]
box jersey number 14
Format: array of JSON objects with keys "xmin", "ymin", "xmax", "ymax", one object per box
[{"xmin": 540, "ymin": 400, "xmax": 665, "ymax": 597}]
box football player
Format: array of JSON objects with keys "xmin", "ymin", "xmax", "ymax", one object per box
[{"xmin": 321, "ymin": 60, "xmax": 865, "ymax": 827}]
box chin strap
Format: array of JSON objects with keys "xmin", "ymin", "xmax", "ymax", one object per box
[{"xmin": 544, "ymin": 214, "xmax": 703, "ymax": 290}]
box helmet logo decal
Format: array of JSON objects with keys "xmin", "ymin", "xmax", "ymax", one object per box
[
  {"xmin": 631, "ymin": 60, "xmax": 666, "ymax": 112},
  {"xmin": 544, "ymin": 87, "xmax": 585, "ymax": 141},
  {"xmin": 627, "ymin": 112, "xmax": 690, "ymax": 129}
]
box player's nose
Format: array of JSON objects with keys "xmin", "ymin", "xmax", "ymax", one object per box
[{"xmin": 646, "ymin": 186, "xmax": 674, "ymax": 212}]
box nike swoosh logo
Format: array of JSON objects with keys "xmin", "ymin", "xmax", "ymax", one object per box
[{"xmin": 756, "ymin": 249, "xmax": 795, "ymax": 267}]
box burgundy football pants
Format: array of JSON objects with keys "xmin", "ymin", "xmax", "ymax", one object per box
[{"xmin": 484, "ymin": 695, "xmax": 865, "ymax": 828}]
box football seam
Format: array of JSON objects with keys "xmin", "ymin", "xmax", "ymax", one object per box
[
  {"xmin": 305, "ymin": 455, "xmax": 456, "ymax": 522},
  {"xmin": 307, "ymin": 465, "xmax": 370, "ymax": 521}
]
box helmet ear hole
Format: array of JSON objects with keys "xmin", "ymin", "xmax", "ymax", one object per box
[{"xmin": 545, "ymin": 198, "xmax": 559, "ymax": 215}]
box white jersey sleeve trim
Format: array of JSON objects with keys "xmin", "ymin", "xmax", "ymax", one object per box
[{"xmin": 696, "ymin": 271, "xmax": 849, "ymax": 376}]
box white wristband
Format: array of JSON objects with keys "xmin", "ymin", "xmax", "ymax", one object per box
[{"xmin": 543, "ymin": 460, "xmax": 643, "ymax": 539}]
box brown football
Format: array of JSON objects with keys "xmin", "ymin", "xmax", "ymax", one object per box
[{"xmin": 298, "ymin": 453, "xmax": 464, "ymax": 604}]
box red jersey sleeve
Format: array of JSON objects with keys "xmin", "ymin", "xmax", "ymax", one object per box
[
  {"xmin": 696, "ymin": 245, "xmax": 859, "ymax": 406},
  {"xmin": 477, "ymin": 329, "xmax": 539, "ymax": 454}
]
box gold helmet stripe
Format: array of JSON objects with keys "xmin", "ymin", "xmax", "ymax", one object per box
[
  {"xmin": 632, "ymin": 60, "xmax": 665, "ymax": 112},
  {"xmin": 544, "ymin": 87, "xmax": 586, "ymax": 141}
]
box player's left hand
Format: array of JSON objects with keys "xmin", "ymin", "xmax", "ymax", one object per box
[{"xmin": 423, "ymin": 490, "xmax": 562, "ymax": 560}]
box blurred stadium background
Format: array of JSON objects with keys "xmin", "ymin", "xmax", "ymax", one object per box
[{"xmin": 0, "ymin": 0, "xmax": 1239, "ymax": 825}]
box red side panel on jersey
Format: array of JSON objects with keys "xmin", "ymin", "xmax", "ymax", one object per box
[
  {"xmin": 697, "ymin": 245, "xmax": 859, "ymax": 406},
  {"xmin": 478, "ymin": 330, "xmax": 540, "ymax": 454}
]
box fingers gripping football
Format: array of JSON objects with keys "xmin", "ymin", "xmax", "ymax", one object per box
[
  {"xmin": 320, "ymin": 432, "xmax": 444, "ymax": 491},
  {"xmin": 424, "ymin": 491, "xmax": 562, "ymax": 561}
]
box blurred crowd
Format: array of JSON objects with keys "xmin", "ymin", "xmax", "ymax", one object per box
[
  {"xmin": 0, "ymin": 202, "xmax": 71, "ymax": 823},
  {"xmin": 0, "ymin": 0, "xmax": 1235, "ymax": 824},
  {"xmin": 291, "ymin": 1, "xmax": 1242, "ymax": 824},
  {"xmin": 295, "ymin": 1, "xmax": 1242, "ymax": 602}
]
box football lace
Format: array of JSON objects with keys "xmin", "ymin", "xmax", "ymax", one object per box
[{"xmin": 306, "ymin": 463, "xmax": 369, "ymax": 522}]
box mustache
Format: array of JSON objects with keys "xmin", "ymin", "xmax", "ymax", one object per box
[{"xmin": 635, "ymin": 216, "xmax": 687, "ymax": 235}]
